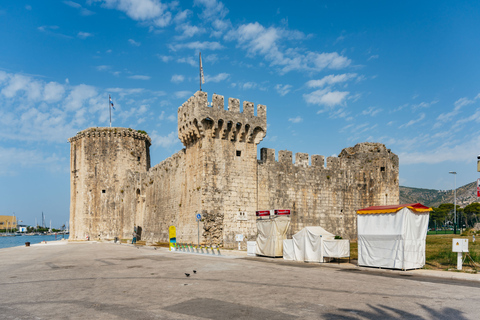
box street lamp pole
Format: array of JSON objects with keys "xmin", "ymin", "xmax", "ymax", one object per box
[{"xmin": 449, "ymin": 171, "xmax": 457, "ymax": 234}]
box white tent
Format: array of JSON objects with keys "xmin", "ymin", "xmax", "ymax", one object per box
[
  {"xmin": 357, "ymin": 203, "xmax": 431, "ymax": 270},
  {"xmin": 256, "ymin": 216, "xmax": 290, "ymax": 257},
  {"xmin": 292, "ymin": 226, "xmax": 335, "ymax": 262}
]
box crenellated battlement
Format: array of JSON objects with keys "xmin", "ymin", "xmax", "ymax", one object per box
[
  {"xmin": 178, "ymin": 91, "xmax": 267, "ymax": 147},
  {"xmin": 68, "ymin": 127, "xmax": 151, "ymax": 144},
  {"xmin": 259, "ymin": 142, "xmax": 396, "ymax": 170}
]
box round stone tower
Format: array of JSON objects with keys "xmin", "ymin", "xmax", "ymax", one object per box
[{"xmin": 68, "ymin": 127, "xmax": 151, "ymax": 240}]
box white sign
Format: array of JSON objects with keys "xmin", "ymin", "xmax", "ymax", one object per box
[
  {"xmin": 452, "ymin": 238, "xmax": 468, "ymax": 253},
  {"xmin": 235, "ymin": 234, "xmax": 244, "ymax": 242}
]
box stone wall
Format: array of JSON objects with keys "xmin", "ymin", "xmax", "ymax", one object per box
[
  {"xmin": 68, "ymin": 92, "xmax": 399, "ymax": 247},
  {"xmin": 257, "ymin": 142, "xmax": 399, "ymax": 240},
  {"xmin": 68, "ymin": 127, "xmax": 150, "ymax": 240}
]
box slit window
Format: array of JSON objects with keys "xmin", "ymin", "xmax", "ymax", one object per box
[
  {"xmin": 236, "ymin": 150, "xmax": 241, "ymax": 157},
  {"xmin": 102, "ymin": 190, "xmax": 106, "ymax": 193},
  {"xmin": 380, "ymin": 167, "xmax": 385, "ymax": 172},
  {"xmin": 137, "ymin": 157, "xmax": 141, "ymax": 161}
]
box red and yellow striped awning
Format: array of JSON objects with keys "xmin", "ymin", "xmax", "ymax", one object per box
[{"xmin": 357, "ymin": 203, "xmax": 432, "ymax": 214}]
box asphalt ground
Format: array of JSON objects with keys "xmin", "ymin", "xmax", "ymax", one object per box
[{"xmin": 0, "ymin": 241, "xmax": 479, "ymax": 320}]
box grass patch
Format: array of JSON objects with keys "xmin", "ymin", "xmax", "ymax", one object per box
[{"xmin": 425, "ymin": 234, "xmax": 480, "ymax": 272}]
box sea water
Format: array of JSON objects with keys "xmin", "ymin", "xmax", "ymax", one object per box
[{"xmin": 0, "ymin": 234, "xmax": 69, "ymax": 249}]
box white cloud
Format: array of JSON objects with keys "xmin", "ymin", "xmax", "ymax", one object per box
[
  {"xmin": 128, "ymin": 38, "xmax": 141, "ymax": 46},
  {"xmin": 399, "ymin": 113, "xmax": 426, "ymax": 128},
  {"xmin": 288, "ymin": 116, "xmax": 303, "ymax": 123},
  {"xmin": 174, "ymin": 90, "xmax": 191, "ymax": 99},
  {"xmin": 157, "ymin": 54, "xmax": 173, "ymax": 62},
  {"xmin": 171, "ymin": 74, "xmax": 185, "ymax": 83},
  {"xmin": 43, "ymin": 82, "xmax": 65, "ymax": 102},
  {"xmin": 242, "ymin": 82, "xmax": 256, "ymax": 90},
  {"xmin": 306, "ymin": 73, "xmax": 357, "ymax": 88},
  {"xmin": 129, "ymin": 75, "xmax": 151, "ymax": 80},
  {"xmin": 225, "ymin": 22, "xmax": 350, "ymax": 74},
  {"xmin": 275, "ymin": 84, "xmax": 292, "ymax": 96},
  {"xmin": 367, "ymin": 54, "xmax": 379, "ymax": 61},
  {"xmin": 194, "ymin": 0, "xmax": 229, "ymax": 21},
  {"xmin": 77, "ymin": 32, "xmax": 93, "ymax": 39},
  {"xmin": 436, "ymin": 96, "xmax": 475, "ymax": 126},
  {"xmin": 173, "ymin": 9, "xmax": 191, "ymax": 23},
  {"xmin": 177, "ymin": 56, "xmax": 196, "ymax": 66},
  {"xmin": 98, "ymin": 0, "xmax": 172, "ymax": 27},
  {"xmin": 362, "ymin": 106, "xmax": 382, "ymax": 117},
  {"xmin": 303, "ymin": 88, "xmax": 349, "ymax": 107},
  {"xmin": 96, "ymin": 65, "xmax": 110, "ymax": 71},
  {"xmin": 205, "ymin": 73, "xmax": 229, "ymax": 83},
  {"xmin": 204, "ymin": 54, "xmax": 218, "ymax": 64},
  {"xmin": 64, "ymin": 1, "xmax": 95, "ymax": 15},
  {"xmin": 169, "ymin": 41, "xmax": 224, "ymax": 51},
  {"xmin": 150, "ymin": 131, "xmax": 179, "ymax": 148},
  {"xmin": 175, "ymin": 24, "xmax": 205, "ymax": 39},
  {"xmin": 399, "ymin": 135, "xmax": 480, "ymax": 165},
  {"xmin": 412, "ymin": 100, "xmax": 438, "ymax": 110},
  {"xmin": 25, "ymin": 5, "xmax": 32, "ymax": 10}
]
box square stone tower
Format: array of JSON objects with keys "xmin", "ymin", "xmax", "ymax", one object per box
[{"xmin": 177, "ymin": 91, "xmax": 267, "ymax": 245}]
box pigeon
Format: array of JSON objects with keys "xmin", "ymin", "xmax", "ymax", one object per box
[
  {"xmin": 154, "ymin": 247, "xmax": 157, "ymax": 250},
  {"xmin": 185, "ymin": 273, "xmax": 190, "ymax": 277},
  {"xmin": 193, "ymin": 270, "xmax": 197, "ymax": 274}
]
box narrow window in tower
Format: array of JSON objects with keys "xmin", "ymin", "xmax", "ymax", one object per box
[
  {"xmin": 236, "ymin": 150, "xmax": 241, "ymax": 157},
  {"xmin": 102, "ymin": 190, "xmax": 106, "ymax": 193},
  {"xmin": 380, "ymin": 167, "xmax": 385, "ymax": 172},
  {"xmin": 137, "ymin": 157, "xmax": 140, "ymax": 161}
]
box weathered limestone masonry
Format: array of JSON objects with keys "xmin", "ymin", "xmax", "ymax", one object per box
[
  {"xmin": 68, "ymin": 91, "xmax": 399, "ymax": 246},
  {"xmin": 257, "ymin": 143, "xmax": 399, "ymax": 239},
  {"xmin": 68, "ymin": 127, "xmax": 151, "ymax": 240}
]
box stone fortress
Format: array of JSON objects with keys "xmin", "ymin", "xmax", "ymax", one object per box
[{"xmin": 68, "ymin": 91, "xmax": 399, "ymax": 247}]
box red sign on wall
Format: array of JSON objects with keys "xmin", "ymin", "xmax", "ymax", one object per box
[
  {"xmin": 274, "ymin": 209, "xmax": 291, "ymax": 215},
  {"xmin": 256, "ymin": 210, "xmax": 271, "ymax": 216}
]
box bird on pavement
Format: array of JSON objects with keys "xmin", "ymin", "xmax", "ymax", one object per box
[
  {"xmin": 185, "ymin": 273, "xmax": 190, "ymax": 277},
  {"xmin": 193, "ymin": 270, "xmax": 197, "ymax": 274}
]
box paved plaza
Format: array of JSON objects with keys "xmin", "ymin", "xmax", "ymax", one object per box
[{"xmin": 0, "ymin": 241, "xmax": 479, "ymax": 319}]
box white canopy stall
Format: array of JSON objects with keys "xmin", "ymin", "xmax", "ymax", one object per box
[
  {"xmin": 283, "ymin": 226, "xmax": 349, "ymax": 262},
  {"xmin": 256, "ymin": 210, "xmax": 291, "ymax": 257},
  {"xmin": 356, "ymin": 203, "xmax": 431, "ymax": 270}
]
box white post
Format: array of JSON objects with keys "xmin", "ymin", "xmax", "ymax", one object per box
[{"xmin": 457, "ymin": 252, "xmax": 463, "ymax": 270}]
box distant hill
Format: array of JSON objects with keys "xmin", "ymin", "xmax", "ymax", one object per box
[{"xmin": 400, "ymin": 181, "xmax": 478, "ymax": 208}]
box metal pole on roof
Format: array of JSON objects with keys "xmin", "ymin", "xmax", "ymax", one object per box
[{"xmin": 449, "ymin": 171, "xmax": 457, "ymax": 234}]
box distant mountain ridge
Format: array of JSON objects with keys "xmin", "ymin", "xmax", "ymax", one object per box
[{"xmin": 399, "ymin": 181, "xmax": 478, "ymax": 208}]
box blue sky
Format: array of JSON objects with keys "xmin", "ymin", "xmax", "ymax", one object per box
[{"xmin": 1, "ymin": 0, "xmax": 480, "ymax": 227}]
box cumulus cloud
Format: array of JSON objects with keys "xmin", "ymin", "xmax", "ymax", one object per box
[
  {"xmin": 128, "ymin": 38, "xmax": 141, "ymax": 46},
  {"xmin": 306, "ymin": 73, "xmax": 357, "ymax": 88},
  {"xmin": 171, "ymin": 74, "xmax": 185, "ymax": 83},
  {"xmin": 150, "ymin": 131, "xmax": 179, "ymax": 148},
  {"xmin": 97, "ymin": 0, "xmax": 172, "ymax": 27},
  {"xmin": 288, "ymin": 116, "xmax": 303, "ymax": 123},
  {"xmin": 175, "ymin": 24, "xmax": 205, "ymax": 39},
  {"xmin": 64, "ymin": 1, "xmax": 95, "ymax": 16},
  {"xmin": 177, "ymin": 56, "xmax": 196, "ymax": 66},
  {"xmin": 129, "ymin": 75, "xmax": 150, "ymax": 80},
  {"xmin": 362, "ymin": 106, "xmax": 382, "ymax": 117},
  {"xmin": 205, "ymin": 73, "xmax": 229, "ymax": 83},
  {"xmin": 169, "ymin": 41, "xmax": 224, "ymax": 51},
  {"xmin": 303, "ymin": 88, "xmax": 349, "ymax": 107},
  {"xmin": 399, "ymin": 113, "xmax": 426, "ymax": 128},
  {"xmin": 225, "ymin": 22, "xmax": 350, "ymax": 74},
  {"xmin": 77, "ymin": 32, "xmax": 93, "ymax": 39},
  {"xmin": 275, "ymin": 84, "xmax": 292, "ymax": 96},
  {"xmin": 194, "ymin": 0, "xmax": 229, "ymax": 21},
  {"xmin": 174, "ymin": 90, "xmax": 191, "ymax": 99}
]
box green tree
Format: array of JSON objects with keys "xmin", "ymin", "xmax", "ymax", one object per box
[{"xmin": 464, "ymin": 202, "xmax": 480, "ymax": 227}]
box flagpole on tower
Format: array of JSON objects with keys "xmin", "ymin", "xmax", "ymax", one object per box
[{"xmin": 199, "ymin": 52, "xmax": 205, "ymax": 91}]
